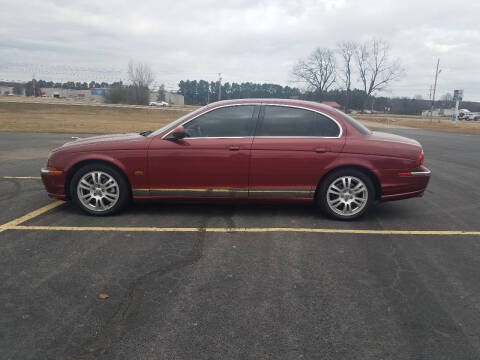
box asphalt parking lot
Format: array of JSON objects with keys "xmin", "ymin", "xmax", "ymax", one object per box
[{"xmin": 1, "ymin": 129, "xmax": 480, "ymax": 359}]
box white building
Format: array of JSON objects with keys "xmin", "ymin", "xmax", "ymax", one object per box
[
  {"xmin": 0, "ymin": 85, "xmax": 15, "ymax": 95},
  {"xmin": 421, "ymin": 108, "xmax": 455, "ymax": 117}
]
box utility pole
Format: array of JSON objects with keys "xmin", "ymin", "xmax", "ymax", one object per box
[
  {"xmin": 429, "ymin": 59, "xmax": 441, "ymax": 123},
  {"xmin": 217, "ymin": 73, "xmax": 222, "ymax": 101}
]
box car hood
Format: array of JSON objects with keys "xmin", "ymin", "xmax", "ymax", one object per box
[{"xmin": 54, "ymin": 133, "xmax": 148, "ymax": 152}]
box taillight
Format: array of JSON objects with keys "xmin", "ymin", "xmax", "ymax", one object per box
[{"xmin": 419, "ymin": 150, "xmax": 424, "ymax": 166}]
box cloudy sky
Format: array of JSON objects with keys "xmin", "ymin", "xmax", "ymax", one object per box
[{"xmin": 1, "ymin": 0, "xmax": 480, "ymax": 100}]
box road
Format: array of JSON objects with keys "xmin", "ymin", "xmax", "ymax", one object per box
[{"xmin": 1, "ymin": 129, "xmax": 479, "ymax": 359}]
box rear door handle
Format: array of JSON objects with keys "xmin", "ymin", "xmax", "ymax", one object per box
[
  {"xmin": 315, "ymin": 148, "xmax": 329, "ymax": 153},
  {"xmin": 229, "ymin": 146, "xmax": 240, "ymax": 151}
]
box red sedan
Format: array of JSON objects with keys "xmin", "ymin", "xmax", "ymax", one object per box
[{"xmin": 41, "ymin": 99, "xmax": 430, "ymax": 220}]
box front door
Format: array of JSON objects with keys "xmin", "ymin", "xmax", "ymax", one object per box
[{"xmin": 145, "ymin": 105, "xmax": 258, "ymax": 198}]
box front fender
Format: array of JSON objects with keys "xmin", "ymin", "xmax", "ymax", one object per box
[{"xmin": 62, "ymin": 150, "xmax": 149, "ymax": 191}]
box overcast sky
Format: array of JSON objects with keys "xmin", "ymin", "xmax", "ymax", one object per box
[{"xmin": 1, "ymin": 0, "xmax": 480, "ymax": 100}]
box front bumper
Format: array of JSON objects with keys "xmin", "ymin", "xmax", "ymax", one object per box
[{"xmin": 41, "ymin": 168, "xmax": 67, "ymax": 199}]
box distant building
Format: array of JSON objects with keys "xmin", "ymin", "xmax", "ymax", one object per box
[
  {"xmin": 40, "ymin": 88, "xmax": 106, "ymax": 101},
  {"xmin": 0, "ymin": 81, "xmax": 23, "ymax": 96},
  {"xmin": 149, "ymin": 91, "xmax": 184, "ymax": 105},
  {"xmin": 0, "ymin": 85, "xmax": 14, "ymax": 95},
  {"xmin": 421, "ymin": 108, "xmax": 455, "ymax": 117},
  {"xmin": 320, "ymin": 101, "xmax": 341, "ymax": 109}
]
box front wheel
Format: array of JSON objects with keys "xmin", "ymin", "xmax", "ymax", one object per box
[
  {"xmin": 70, "ymin": 164, "xmax": 130, "ymax": 216},
  {"xmin": 317, "ymin": 169, "xmax": 375, "ymax": 220}
]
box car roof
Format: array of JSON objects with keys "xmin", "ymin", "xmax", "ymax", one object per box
[{"xmin": 207, "ymin": 98, "xmax": 338, "ymax": 113}]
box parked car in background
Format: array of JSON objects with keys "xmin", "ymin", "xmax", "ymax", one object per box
[
  {"xmin": 41, "ymin": 99, "xmax": 430, "ymax": 220},
  {"xmin": 464, "ymin": 112, "xmax": 480, "ymax": 121},
  {"xmin": 149, "ymin": 101, "xmax": 169, "ymax": 107},
  {"xmin": 458, "ymin": 109, "xmax": 471, "ymax": 120}
]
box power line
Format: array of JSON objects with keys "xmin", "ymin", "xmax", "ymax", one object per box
[{"xmin": 218, "ymin": 72, "xmax": 222, "ymax": 101}]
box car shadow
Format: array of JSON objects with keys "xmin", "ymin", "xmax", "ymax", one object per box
[{"xmin": 56, "ymin": 198, "xmax": 419, "ymax": 226}]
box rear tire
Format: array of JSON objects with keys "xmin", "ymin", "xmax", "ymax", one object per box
[
  {"xmin": 317, "ymin": 169, "xmax": 375, "ymax": 220},
  {"xmin": 70, "ymin": 163, "xmax": 130, "ymax": 216}
]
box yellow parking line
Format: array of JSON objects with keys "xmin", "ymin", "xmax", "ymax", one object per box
[
  {"xmin": 0, "ymin": 201, "xmax": 64, "ymax": 233},
  {"xmin": 7, "ymin": 225, "xmax": 480, "ymax": 236},
  {"xmin": 3, "ymin": 176, "xmax": 41, "ymax": 180},
  {"xmin": 0, "ymin": 200, "xmax": 478, "ymax": 236}
]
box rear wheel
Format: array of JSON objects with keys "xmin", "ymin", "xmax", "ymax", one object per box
[
  {"xmin": 70, "ymin": 163, "xmax": 130, "ymax": 216},
  {"xmin": 317, "ymin": 169, "xmax": 375, "ymax": 220}
]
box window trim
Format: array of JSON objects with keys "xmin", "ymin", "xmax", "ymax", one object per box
[
  {"xmin": 161, "ymin": 103, "xmax": 343, "ymax": 140},
  {"xmin": 161, "ymin": 104, "xmax": 259, "ymax": 140}
]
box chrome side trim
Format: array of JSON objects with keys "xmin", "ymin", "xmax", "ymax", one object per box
[
  {"xmin": 134, "ymin": 188, "xmax": 248, "ymax": 198},
  {"xmin": 249, "ymin": 189, "xmax": 315, "ymax": 198},
  {"xmin": 161, "ymin": 103, "xmax": 343, "ymax": 140},
  {"xmin": 411, "ymin": 170, "xmax": 431, "ymax": 176},
  {"xmin": 132, "ymin": 188, "xmax": 315, "ymax": 198}
]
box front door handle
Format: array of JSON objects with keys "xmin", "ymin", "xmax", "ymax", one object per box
[
  {"xmin": 229, "ymin": 146, "xmax": 240, "ymax": 151},
  {"xmin": 315, "ymin": 147, "xmax": 329, "ymax": 153}
]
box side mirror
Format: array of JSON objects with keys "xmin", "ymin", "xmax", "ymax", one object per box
[{"xmin": 169, "ymin": 125, "xmax": 185, "ymax": 140}]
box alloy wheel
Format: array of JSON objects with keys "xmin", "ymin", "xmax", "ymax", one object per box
[
  {"xmin": 76, "ymin": 171, "xmax": 120, "ymax": 212},
  {"xmin": 326, "ymin": 176, "xmax": 368, "ymax": 217}
]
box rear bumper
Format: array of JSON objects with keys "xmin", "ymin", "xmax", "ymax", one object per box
[
  {"xmin": 41, "ymin": 168, "xmax": 67, "ymax": 199},
  {"xmin": 380, "ymin": 166, "xmax": 431, "ymax": 201}
]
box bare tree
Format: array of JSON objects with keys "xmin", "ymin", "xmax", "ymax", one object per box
[
  {"xmin": 127, "ymin": 61, "xmax": 155, "ymax": 105},
  {"xmin": 157, "ymin": 83, "xmax": 166, "ymax": 102},
  {"xmin": 337, "ymin": 41, "xmax": 358, "ymax": 111},
  {"xmin": 292, "ymin": 48, "xmax": 336, "ymax": 99},
  {"xmin": 355, "ymin": 39, "xmax": 404, "ymax": 110},
  {"xmin": 127, "ymin": 61, "xmax": 154, "ymax": 88}
]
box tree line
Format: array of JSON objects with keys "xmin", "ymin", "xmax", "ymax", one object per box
[{"xmin": 177, "ymin": 80, "xmax": 301, "ymax": 106}]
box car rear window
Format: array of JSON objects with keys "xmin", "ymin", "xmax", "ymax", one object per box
[{"xmin": 335, "ymin": 110, "xmax": 371, "ymax": 135}]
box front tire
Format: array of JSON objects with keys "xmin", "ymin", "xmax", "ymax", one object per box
[
  {"xmin": 317, "ymin": 169, "xmax": 375, "ymax": 220},
  {"xmin": 70, "ymin": 163, "xmax": 130, "ymax": 216}
]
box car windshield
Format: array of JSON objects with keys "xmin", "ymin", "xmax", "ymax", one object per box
[
  {"xmin": 148, "ymin": 106, "xmax": 208, "ymax": 137},
  {"xmin": 334, "ymin": 109, "xmax": 372, "ymax": 135}
]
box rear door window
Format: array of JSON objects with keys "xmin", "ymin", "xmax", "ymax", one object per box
[{"xmin": 257, "ymin": 105, "xmax": 340, "ymax": 137}]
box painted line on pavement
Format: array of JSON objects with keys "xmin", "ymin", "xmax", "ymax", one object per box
[
  {"xmin": 6, "ymin": 225, "xmax": 480, "ymax": 236},
  {"xmin": 0, "ymin": 201, "xmax": 64, "ymax": 233},
  {"xmin": 1, "ymin": 200, "xmax": 478, "ymax": 236}
]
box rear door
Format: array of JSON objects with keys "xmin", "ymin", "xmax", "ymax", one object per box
[{"xmin": 249, "ymin": 105, "xmax": 345, "ymax": 199}]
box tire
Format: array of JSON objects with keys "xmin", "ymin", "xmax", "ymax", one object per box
[
  {"xmin": 70, "ymin": 163, "xmax": 130, "ymax": 216},
  {"xmin": 317, "ymin": 169, "xmax": 375, "ymax": 220}
]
